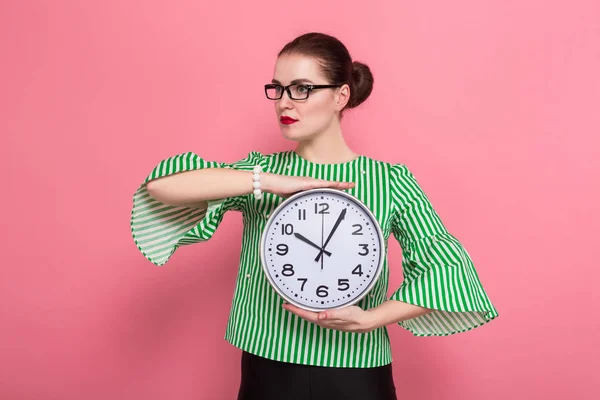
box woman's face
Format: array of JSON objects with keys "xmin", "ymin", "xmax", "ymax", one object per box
[{"xmin": 271, "ymin": 54, "xmax": 349, "ymax": 141}]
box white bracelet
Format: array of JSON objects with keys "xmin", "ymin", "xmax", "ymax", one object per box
[{"xmin": 252, "ymin": 165, "xmax": 263, "ymax": 200}]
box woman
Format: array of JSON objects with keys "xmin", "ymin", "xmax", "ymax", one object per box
[{"xmin": 130, "ymin": 32, "xmax": 499, "ymax": 400}]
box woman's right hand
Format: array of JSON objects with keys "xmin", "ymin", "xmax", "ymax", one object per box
[{"xmin": 261, "ymin": 172, "xmax": 356, "ymax": 198}]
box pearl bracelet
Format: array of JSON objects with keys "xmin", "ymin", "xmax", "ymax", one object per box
[{"xmin": 252, "ymin": 165, "xmax": 263, "ymax": 200}]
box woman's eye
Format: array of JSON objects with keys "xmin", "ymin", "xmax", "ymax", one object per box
[{"xmin": 297, "ymin": 85, "xmax": 309, "ymax": 93}]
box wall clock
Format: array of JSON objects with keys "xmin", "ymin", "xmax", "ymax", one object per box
[{"xmin": 260, "ymin": 188, "xmax": 385, "ymax": 312}]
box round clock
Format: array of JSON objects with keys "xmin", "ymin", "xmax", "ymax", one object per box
[{"xmin": 260, "ymin": 188, "xmax": 385, "ymax": 312}]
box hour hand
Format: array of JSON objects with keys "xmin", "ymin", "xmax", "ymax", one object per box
[{"xmin": 293, "ymin": 233, "xmax": 332, "ymax": 257}]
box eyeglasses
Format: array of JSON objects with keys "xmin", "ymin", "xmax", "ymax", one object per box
[{"xmin": 264, "ymin": 83, "xmax": 342, "ymax": 100}]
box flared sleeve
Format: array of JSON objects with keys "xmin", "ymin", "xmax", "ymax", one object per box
[
  {"xmin": 130, "ymin": 151, "xmax": 266, "ymax": 266},
  {"xmin": 389, "ymin": 163, "xmax": 499, "ymax": 336}
]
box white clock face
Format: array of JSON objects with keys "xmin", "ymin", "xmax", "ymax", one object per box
[{"xmin": 260, "ymin": 188, "xmax": 384, "ymax": 312}]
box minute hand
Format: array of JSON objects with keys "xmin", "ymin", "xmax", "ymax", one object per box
[{"xmin": 315, "ymin": 208, "xmax": 347, "ymax": 262}]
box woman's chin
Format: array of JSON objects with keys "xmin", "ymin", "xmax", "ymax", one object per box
[{"xmin": 280, "ymin": 128, "xmax": 302, "ymax": 140}]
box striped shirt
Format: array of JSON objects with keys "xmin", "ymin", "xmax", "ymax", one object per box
[{"xmin": 130, "ymin": 150, "xmax": 499, "ymax": 368}]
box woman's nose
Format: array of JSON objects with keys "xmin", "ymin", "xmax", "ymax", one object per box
[{"xmin": 277, "ymin": 90, "xmax": 294, "ymax": 109}]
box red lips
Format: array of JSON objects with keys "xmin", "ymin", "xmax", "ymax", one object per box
[{"xmin": 280, "ymin": 116, "xmax": 298, "ymax": 125}]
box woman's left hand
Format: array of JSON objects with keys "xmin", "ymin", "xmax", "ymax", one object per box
[{"xmin": 282, "ymin": 303, "xmax": 377, "ymax": 333}]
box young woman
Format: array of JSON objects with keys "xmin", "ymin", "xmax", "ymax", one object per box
[{"xmin": 131, "ymin": 32, "xmax": 499, "ymax": 400}]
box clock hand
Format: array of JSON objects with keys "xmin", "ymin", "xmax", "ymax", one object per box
[
  {"xmin": 293, "ymin": 233, "xmax": 332, "ymax": 257},
  {"xmin": 321, "ymin": 210, "xmax": 324, "ymax": 270},
  {"xmin": 315, "ymin": 208, "xmax": 347, "ymax": 262}
]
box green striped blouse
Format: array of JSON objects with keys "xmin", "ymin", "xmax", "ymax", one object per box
[{"xmin": 130, "ymin": 150, "xmax": 498, "ymax": 368}]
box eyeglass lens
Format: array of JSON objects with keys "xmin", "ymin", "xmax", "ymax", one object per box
[{"xmin": 266, "ymin": 84, "xmax": 310, "ymax": 100}]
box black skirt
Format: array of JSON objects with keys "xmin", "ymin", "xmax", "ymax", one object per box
[{"xmin": 237, "ymin": 351, "xmax": 397, "ymax": 400}]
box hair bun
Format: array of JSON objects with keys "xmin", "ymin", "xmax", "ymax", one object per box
[{"xmin": 348, "ymin": 61, "xmax": 374, "ymax": 109}]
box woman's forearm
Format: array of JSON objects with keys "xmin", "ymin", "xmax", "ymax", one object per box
[
  {"xmin": 147, "ymin": 168, "xmax": 270, "ymax": 207},
  {"xmin": 366, "ymin": 300, "xmax": 434, "ymax": 330}
]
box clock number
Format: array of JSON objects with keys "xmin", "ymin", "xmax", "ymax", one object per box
[
  {"xmin": 316, "ymin": 285, "xmax": 329, "ymax": 298},
  {"xmin": 297, "ymin": 278, "xmax": 307, "ymax": 291},
  {"xmin": 351, "ymin": 224, "xmax": 363, "ymax": 235},
  {"xmin": 338, "ymin": 279, "xmax": 350, "ymax": 291},
  {"xmin": 282, "ymin": 264, "xmax": 295, "ymax": 277},
  {"xmin": 314, "ymin": 203, "xmax": 330, "ymax": 214},
  {"xmin": 298, "ymin": 209, "xmax": 306, "ymax": 220},
  {"xmin": 358, "ymin": 244, "xmax": 369, "ymax": 256},
  {"xmin": 281, "ymin": 223, "xmax": 294, "ymax": 235},
  {"xmin": 352, "ymin": 264, "xmax": 364, "ymax": 277},
  {"xmin": 276, "ymin": 244, "xmax": 288, "ymax": 256}
]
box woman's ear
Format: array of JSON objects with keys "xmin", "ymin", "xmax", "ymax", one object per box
[{"xmin": 334, "ymin": 83, "xmax": 351, "ymax": 111}]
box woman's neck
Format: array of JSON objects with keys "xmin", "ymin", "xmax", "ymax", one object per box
[{"xmin": 294, "ymin": 125, "xmax": 360, "ymax": 164}]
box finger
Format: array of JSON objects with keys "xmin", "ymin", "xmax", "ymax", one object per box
[
  {"xmin": 319, "ymin": 321, "xmax": 362, "ymax": 332},
  {"xmin": 329, "ymin": 181, "xmax": 355, "ymax": 189},
  {"xmin": 320, "ymin": 307, "xmax": 352, "ymax": 321},
  {"xmin": 317, "ymin": 314, "xmax": 351, "ymax": 325},
  {"xmin": 327, "ymin": 320, "xmax": 354, "ymax": 325},
  {"xmin": 310, "ymin": 182, "xmax": 354, "ymax": 191},
  {"xmin": 321, "ymin": 321, "xmax": 354, "ymax": 328},
  {"xmin": 341, "ymin": 182, "xmax": 356, "ymax": 190},
  {"xmin": 282, "ymin": 303, "xmax": 319, "ymax": 323},
  {"xmin": 319, "ymin": 317, "xmax": 348, "ymax": 323}
]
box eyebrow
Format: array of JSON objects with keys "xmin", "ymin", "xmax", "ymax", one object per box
[{"xmin": 271, "ymin": 78, "xmax": 315, "ymax": 85}]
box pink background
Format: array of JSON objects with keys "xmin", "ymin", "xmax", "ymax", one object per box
[{"xmin": 2, "ymin": 1, "xmax": 599, "ymax": 399}]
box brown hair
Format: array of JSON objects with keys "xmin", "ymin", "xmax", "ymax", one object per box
[{"xmin": 278, "ymin": 32, "xmax": 374, "ymax": 115}]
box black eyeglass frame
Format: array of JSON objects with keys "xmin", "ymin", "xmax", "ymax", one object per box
[{"xmin": 264, "ymin": 83, "xmax": 343, "ymax": 100}]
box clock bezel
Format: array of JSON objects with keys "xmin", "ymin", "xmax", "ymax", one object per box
[{"xmin": 259, "ymin": 188, "xmax": 385, "ymax": 312}]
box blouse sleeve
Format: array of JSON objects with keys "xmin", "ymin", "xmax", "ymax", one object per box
[
  {"xmin": 389, "ymin": 163, "xmax": 499, "ymax": 336},
  {"xmin": 130, "ymin": 151, "xmax": 267, "ymax": 266}
]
